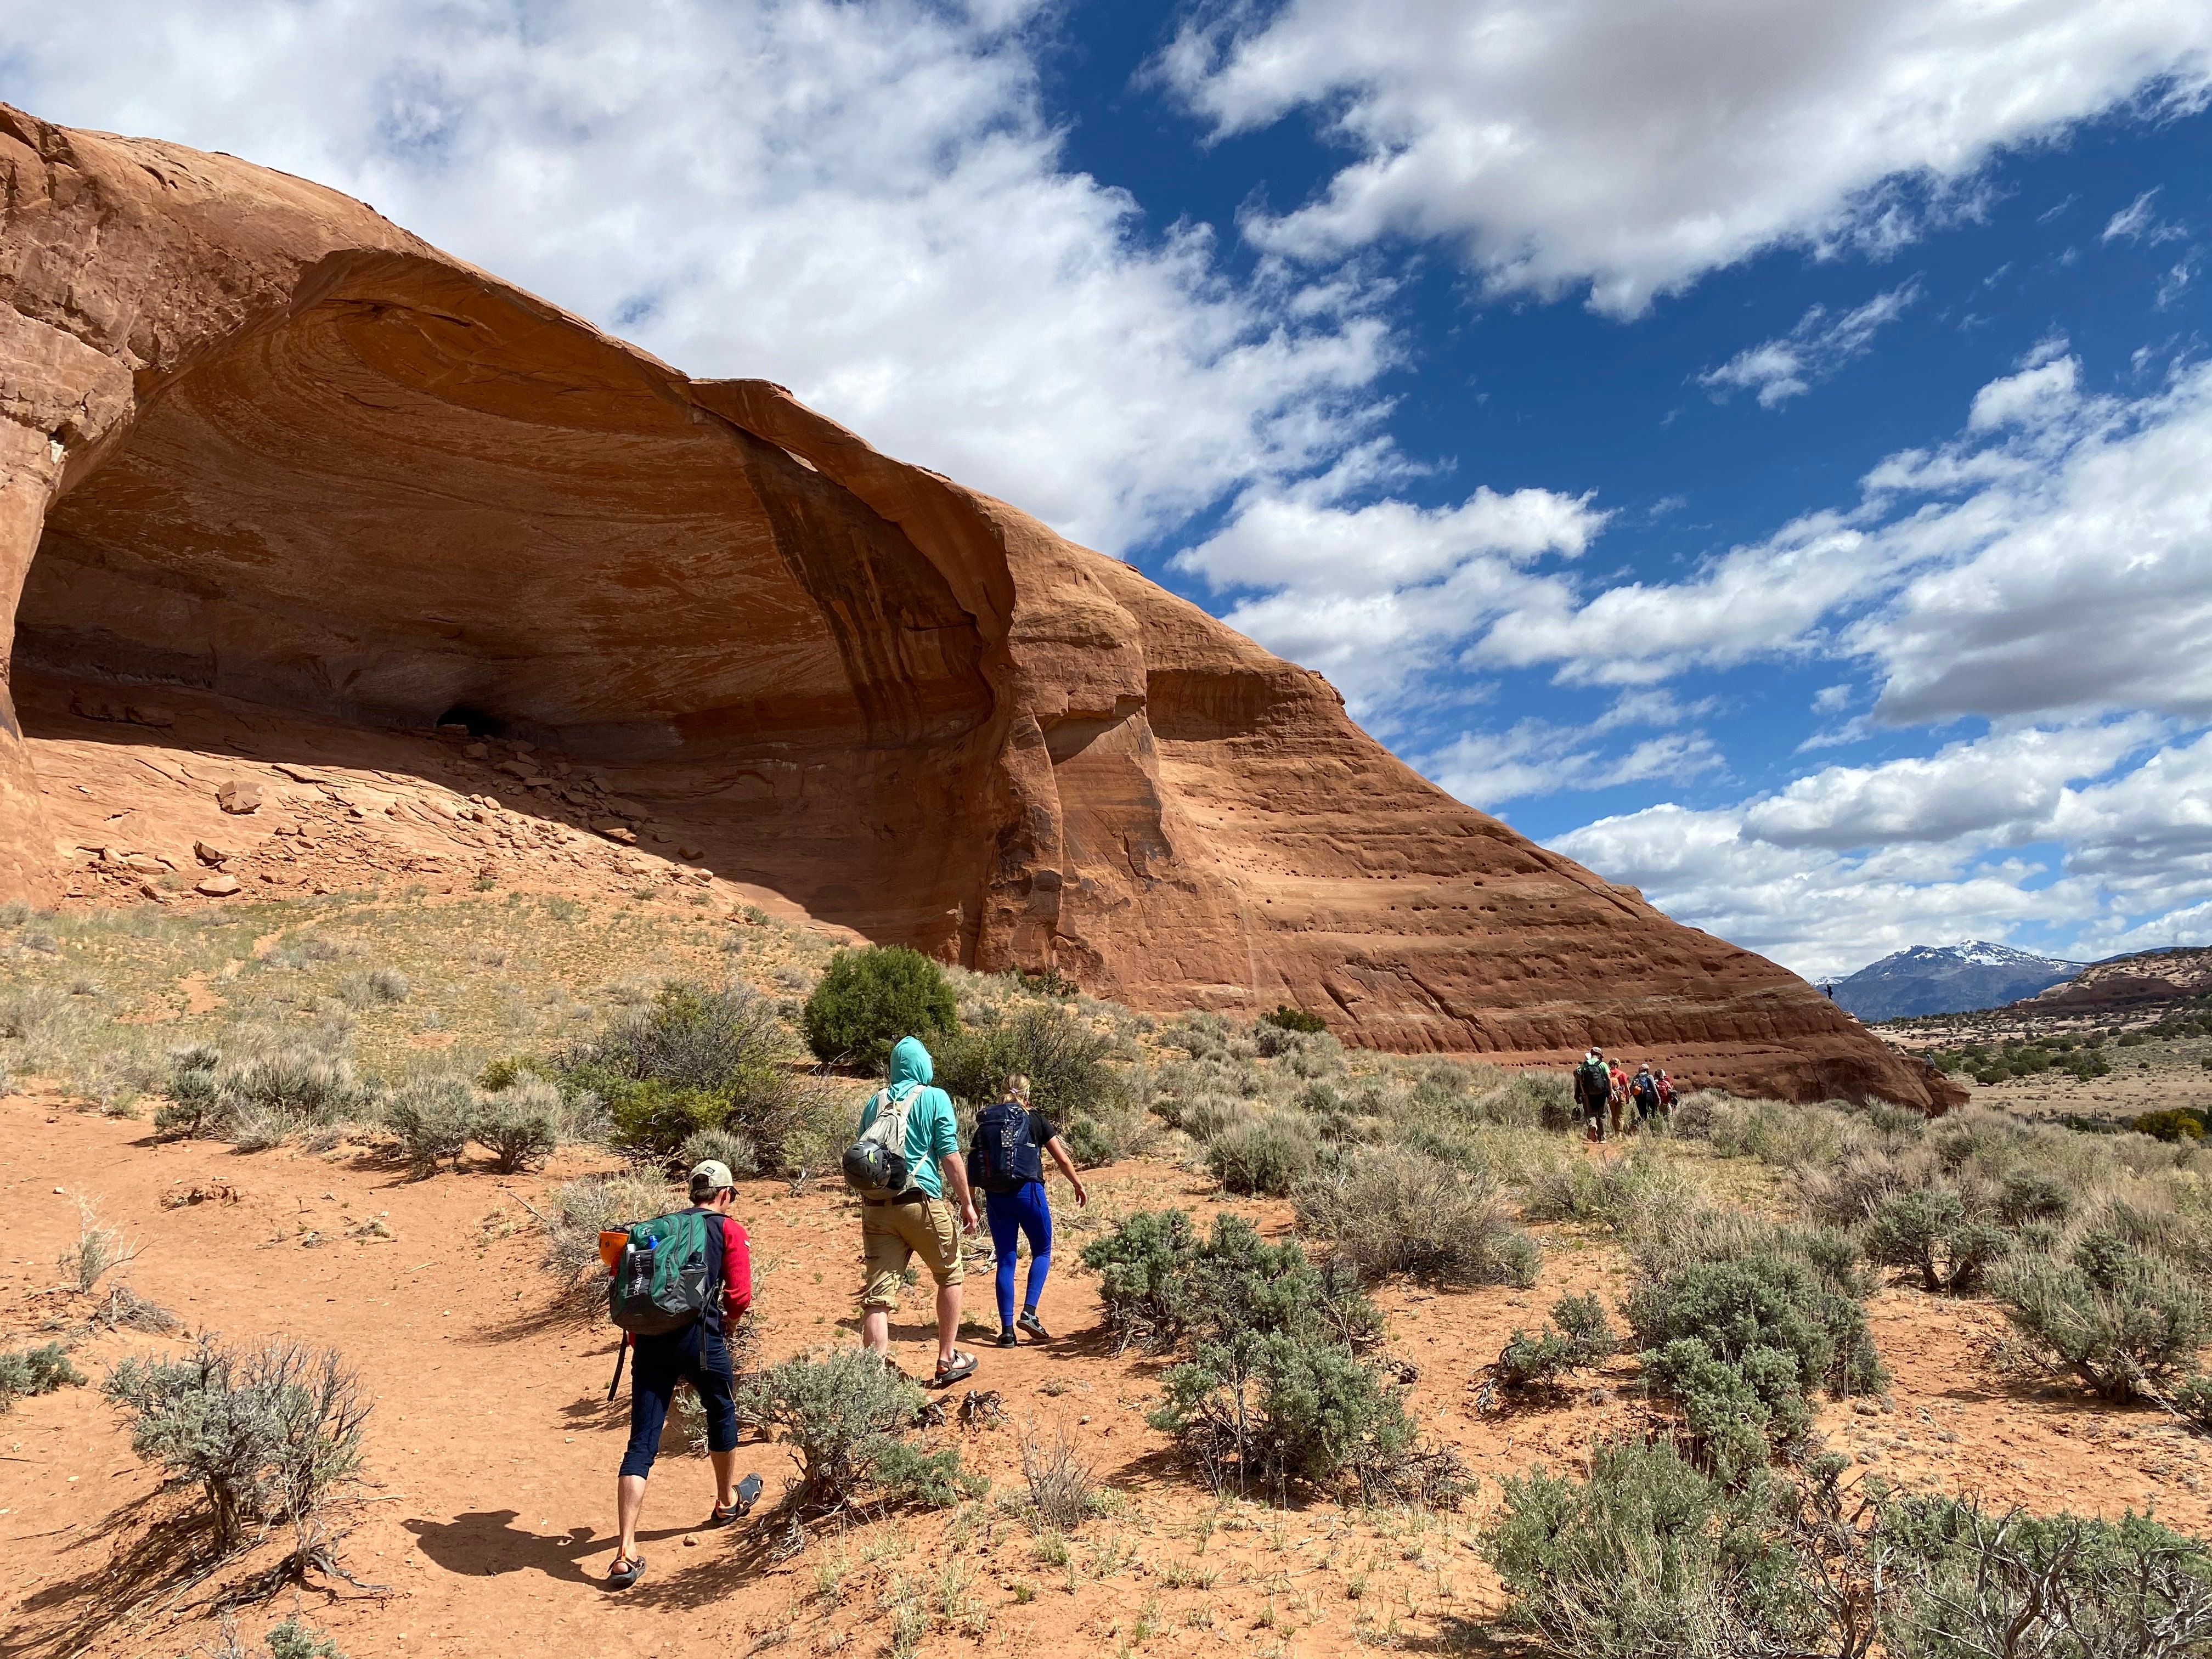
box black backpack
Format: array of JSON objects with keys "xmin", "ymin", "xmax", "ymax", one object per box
[
  {"xmin": 972, "ymin": 1101, "xmax": 1043, "ymax": 1195},
  {"xmin": 1578, "ymin": 1059, "xmax": 1611, "ymax": 1105}
]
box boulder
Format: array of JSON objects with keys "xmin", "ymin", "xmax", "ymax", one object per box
[
  {"xmin": 216, "ymin": 780, "xmax": 264, "ymax": 815},
  {"xmin": 195, "ymin": 874, "xmax": 241, "ymax": 897}
]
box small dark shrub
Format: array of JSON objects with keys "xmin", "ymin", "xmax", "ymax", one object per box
[
  {"xmin": 103, "ymin": 1335, "xmax": 369, "ymax": 1556},
  {"xmin": 2135, "ymin": 1108, "xmax": 2207, "ymax": 1143},
  {"xmin": 1492, "ymin": 1294, "xmax": 1620, "ymax": 1392},
  {"xmin": 0, "ymin": 1341, "xmax": 85, "ymax": 1410},
  {"xmin": 1259, "ymin": 1005, "xmax": 1327, "ymax": 1035},
  {"xmin": 1206, "ymin": 1113, "xmax": 1314, "ymax": 1195},
  {"xmin": 801, "ymin": 947, "xmax": 957, "ymax": 1071},
  {"xmin": 1295, "ymin": 1146, "xmax": 1541, "ymax": 1287}
]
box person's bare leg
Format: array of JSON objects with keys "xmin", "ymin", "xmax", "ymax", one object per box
[
  {"xmin": 709, "ymin": 1449, "xmax": 737, "ymax": 1511},
  {"xmin": 862, "ymin": 1306, "xmax": 890, "ymax": 1356},
  {"xmin": 616, "ymin": 1474, "xmax": 647, "ymax": 1562},
  {"xmin": 935, "ymin": 1282, "xmax": 961, "ymax": 1368}
]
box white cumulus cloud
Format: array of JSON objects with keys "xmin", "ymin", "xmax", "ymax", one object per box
[
  {"xmin": 5, "ymin": 0, "xmax": 1391, "ymax": 552},
  {"xmin": 1172, "ymin": 453, "xmax": 1606, "ymax": 715},
  {"xmin": 1164, "ymin": 0, "xmax": 2212, "ymax": 314}
]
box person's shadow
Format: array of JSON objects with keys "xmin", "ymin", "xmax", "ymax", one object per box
[{"xmin": 404, "ymin": 1510, "xmax": 693, "ymax": 1588}]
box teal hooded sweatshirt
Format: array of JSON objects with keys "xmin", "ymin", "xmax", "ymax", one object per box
[{"xmin": 856, "ymin": 1036, "xmax": 958, "ymax": 1199}]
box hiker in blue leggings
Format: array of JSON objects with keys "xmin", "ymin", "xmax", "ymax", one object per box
[{"xmin": 969, "ymin": 1074, "xmax": 1087, "ymax": 1345}]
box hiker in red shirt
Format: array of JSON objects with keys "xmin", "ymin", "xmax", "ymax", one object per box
[
  {"xmin": 1607, "ymin": 1059, "xmax": 1629, "ymax": 1138},
  {"xmin": 608, "ymin": 1159, "xmax": 753, "ymax": 1590}
]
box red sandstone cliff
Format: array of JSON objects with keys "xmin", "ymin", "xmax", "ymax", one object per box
[{"xmin": 0, "ymin": 106, "xmax": 1958, "ymax": 1109}]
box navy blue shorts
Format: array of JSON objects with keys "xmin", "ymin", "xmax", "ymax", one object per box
[{"xmin": 619, "ymin": 1322, "xmax": 738, "ymax": 1480}]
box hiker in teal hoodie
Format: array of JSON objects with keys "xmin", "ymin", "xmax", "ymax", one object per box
[{"xmin": 857, "ymin": 1036, "xmax": 980, "ymax": 1387}]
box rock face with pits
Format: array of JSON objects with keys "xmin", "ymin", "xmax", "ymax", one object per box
[{"xmin": 0, "ymin": 106, "xmax": 1956, "ymax": 1107}]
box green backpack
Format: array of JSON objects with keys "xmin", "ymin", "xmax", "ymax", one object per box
[{"xmin": 607, "ymin": 1209, "xmax": 712, "ymax": 1336}]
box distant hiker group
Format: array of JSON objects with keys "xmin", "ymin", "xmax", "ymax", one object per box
[
  {"xmin": 1572, "ymin": 1047, "xmax": 1678, "ymax": 1141},
  {"xmin": 596, "ymin": 1029, "xmax": 1085, "ymax": 1590}
]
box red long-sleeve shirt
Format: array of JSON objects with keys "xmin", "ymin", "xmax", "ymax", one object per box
[{"xmin": 715, "ymin": 1215, "xmax": 752, "ymax": 1323}]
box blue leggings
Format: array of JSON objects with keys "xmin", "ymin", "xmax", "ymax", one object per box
[{"xmin": 984, "ymin": 1182, "xmax": 1053, "ymax": 1328}]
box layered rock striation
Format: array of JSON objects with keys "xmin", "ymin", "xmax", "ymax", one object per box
[{"xmin": 0, "ymin": 106, "xmax": 1956, "ymax": 1107}]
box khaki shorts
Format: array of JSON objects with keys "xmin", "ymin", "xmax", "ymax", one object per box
[{"xmin": 861, "ymin": 1194, "xmax": 964, "ymax": 1310}]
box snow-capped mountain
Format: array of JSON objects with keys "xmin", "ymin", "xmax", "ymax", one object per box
[{"xmin": 1828, "ymin": 943, "xmax": 2086, "ymax": 1023}]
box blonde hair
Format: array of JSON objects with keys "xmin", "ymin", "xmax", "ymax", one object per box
[{"xmin": 1004, "ymin": 1074, "xmax": 1031, "ymax": 1104}]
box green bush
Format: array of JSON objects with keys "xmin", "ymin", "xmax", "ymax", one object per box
[
  {"xmin": 0, "ymin": 1341, "xmax": 85, "ymax": 1410},
  {"xmin": 1206, "ymin": 1113, "xmax": 1315, "ymax": 1195},
  {"xmin": 2135, "ymin": 1108, "xmax": 2208, "ymax": 1143},
  {"xmin": 1861, "ymin": 1187, "xmax": 2012, "ymax": 1294},
  {"xmin": 566, "ymin": 983, "xmax": 807, "ymax": 1167},
  {"xmin": 157, "ymin": 1042, "xmax": 373, "ymax": 1144},
  {"xmin": 1520, "ymin": 1148, "xmax": 1696, "ymax": 1234},
  {"xmin": 1481, "ymin": 1438, "xmax": 1815, "ymax": 1659},
  {"xmin": 1079, "ymin": 1209, "xmax": 1381, "ymax": 1356},
  {"xmin": 801, "ymin": 947, "xmax": 957, "ymax": 1071},
  {"xmin": 385, "ymin": 1076, "xmax": 476, "ymax": 1177},
  {"xmin": 472, "ymin": 1086, "xmax": 557, "ymax": 1174},
  {"xmin": 735, "ymin": 1347, "xmax": 973, "ymax": 1519},
  {"xmin": 1149, "ymin": 1327, "xmax": 1426, "ymax": 1503},
  {"xmin": 1259, "ymin": 1005, "xmax": 1327, "ymax": 1035},
  {"xmin": 1295, "ymin": 1146, "xmax": 1541, "ymax": 1287},
  {"xmin": 937, "ymin": 1001, "xmax": 1139, "ymax": 1165},
  {"xmin": 1493, "ymin": 1294, "xmax": 1620, "ymax": 1392},
  {"xmin": 1483, "ymin": 1443, "xmax": 2212, "ymax": 1659},
  {"xmin": 1990, "ymin": 1233, "xmax": 2210, "ymax": 1402},
  {"xmin": 103, "ymin": 1335, "xmax": 369, "ymax": 1554},
  {"xmin": 1080, "ymin": 1209, "xmax": 1201, "ymax": 1353},
  {"xmin": 1085, "ymin": 1211, "xmax": 1441, "ymax": 1502},
  {"xmin": 1626, "ymin": 1250, "xmax": 1886, "ymax": 1481},
  {"xmin": 1878, "ymin": 1497, "xmax": 2212, "ymax": 1658},
  {"xmin": 263, "ymin": 1618, "xmax": 348, "ymax": 1659},
  {"xmin": 678, "ymin": 1124, "xmax": 760, "ymax": 1180}
]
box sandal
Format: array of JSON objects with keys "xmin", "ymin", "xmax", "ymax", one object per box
[
  {"xmin": 930, "ymin": 1349, "xmax": 979, "ymax": 1388},
  {"xmin": 707, "ymin": 1472, "xmax": 765, "ymax": 1526},
  {"xmin": 1017, "ymin": 1309, "xmax": 1052, "ymax": 1341},
  {"xmin": 607, "ymin": 1551, "xmax": 645, "ymax": 1590}
]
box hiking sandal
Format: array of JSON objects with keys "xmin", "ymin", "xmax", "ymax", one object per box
[
  {"xmin": 607, "ymin": 1551, "xmax": 645, "ymax": 1590},
  {"xmin": 995, "ymin": 1328, "xmax": 1018, "ymax": 1348},
  {"xmin": 1017, "ymin": 1309, "xmax": 1052, "ymax": 1341},
  {"xmin": 705, "ymin": 1472, "xmax": 765, "ymax": 1527},
  {"xmin": 931, "ymin": 1349, "xmax": 979, "ymax": 1388}
]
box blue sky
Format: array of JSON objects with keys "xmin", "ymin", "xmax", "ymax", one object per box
[{"xmin": 9, "ymin": 0, "xmax": 2212, "ymax": 978}]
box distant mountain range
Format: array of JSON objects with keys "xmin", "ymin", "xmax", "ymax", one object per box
[{"xmin": 1829, "ymin": 943, "xmax": 2086, "ymax": 1022}]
